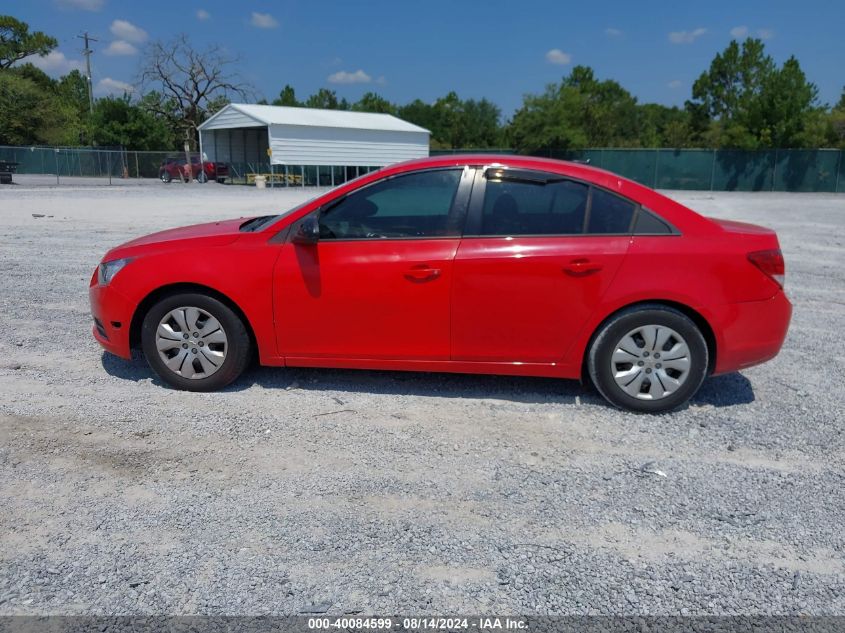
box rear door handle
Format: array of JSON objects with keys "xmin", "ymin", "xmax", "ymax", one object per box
[
  {"xmin": 563, "ymin": 259, "xmax": 603, "ymax": 276},
  {"xmin": 404, "ymin": 264, "xmax": 441, "ymax": 282}
]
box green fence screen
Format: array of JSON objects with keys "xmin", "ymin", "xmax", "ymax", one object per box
[
  {"xmin": 432, "ymin": 148, "xmax": 845, "ymax": 193},
  {"xmin": 3, "ymin": 145, "xmax": 844, "ymax": 192}
]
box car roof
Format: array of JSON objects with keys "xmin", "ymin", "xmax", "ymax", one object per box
[{"xmin": 390, "ymin": 153, "xmax": 614, "ymax": 177}]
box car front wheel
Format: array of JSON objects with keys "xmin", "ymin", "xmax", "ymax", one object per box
[
  {"xmin": 587, "ymin": 305, "xmax": 708, "ymax": 413},
  {"xmin": 160, "ymin": 171, "xmax": 172, "ymax": 183},
  {"xmin": 141, "ymin": 293, "xmax": 251, "ymax": 391}
]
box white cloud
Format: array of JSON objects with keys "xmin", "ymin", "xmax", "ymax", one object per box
[
  {"xmin": 545, "ymin": 48, "xmax": 572, "ymax": 65},
  {"xmin": 605, "ymin": 27, "xmax": 623, "ymax": 37},
  {"xmin": 104, "ymin": 40, "xmax": 138, "ymax": 56},
  {"xmin": 109, "ymin": 19, "xmax": 148, "ymax": 43},
  {"xmin": 327, "ymin": 69, "xmax": 372, "ymax": 84},
  {"xmin": 667, "ymin": 80, "xmax": 683, "ymax": 89},
  {"xmin": 95, "ymin": 77, "xmax": 134, "ymax": 96},
  {"xmin": 757, "ymin": 28, "xmax": 775, "ymax": 40},
  {"xmin": 668, "ymin": 28, "xmax": 707, "ymax": 44},
  {"xmin": 25, "ymin": 50, "xmax": 84, "ymax": 75},
  {"xmin": 196, "ymin": 9, "xmax": 211, "ymax": 20},
  {"xmin": 250, "ymin": 12, "xmax": 278, "ymax": 28},
  {"xmin": 54, "ymin": 0, "xmax": 104, "ymax": 10},
  {"xmin": 730, "ymin": 25, "xmax": 749, "ymax": 38}
]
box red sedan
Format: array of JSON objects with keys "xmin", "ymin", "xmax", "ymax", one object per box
[
  {"xmin": 90, "ymin": 155, "xmax": 791, "ymax": 412},
  {"xmin": 159, "ymin": 155, "xmax": 228, "ymax": 183}
]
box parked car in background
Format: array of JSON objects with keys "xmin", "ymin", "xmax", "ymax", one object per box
[
  {"xmin": 159, "ymin": 155, "xmax": 228, "ymax": 183},
  {"xmin": 91, "ymin": 155, "xmax": 791, "ymax": 413}
]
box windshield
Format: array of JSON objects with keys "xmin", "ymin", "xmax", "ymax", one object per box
[
  {"xmin": 239, "ymin": 194, "xmax": 322, "ymax": 232},
  {"xmin": 240, "ymin": 169, "xmax": 384, "ymax": 233}
]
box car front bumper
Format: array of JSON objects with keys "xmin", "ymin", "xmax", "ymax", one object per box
[
  {"xmin": 711, "ymin": 289, "xmax": 792, "ymax": 375},
  {"xmin": 89, "ymin": 273, "xmax": 134, "ymax": 359}
]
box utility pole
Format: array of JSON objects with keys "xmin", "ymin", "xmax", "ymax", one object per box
[{"xmin": 77, "ymin": 32, "xmax": 97, "ymax": 114}]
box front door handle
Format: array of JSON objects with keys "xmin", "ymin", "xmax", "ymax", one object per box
[
  {"xmin": 563, "ymin": 258, "xmax": 603, "ymax": 276},
  {"xmin": 404, "ymin": 264, "xmax": 441, "ymax": 282}
]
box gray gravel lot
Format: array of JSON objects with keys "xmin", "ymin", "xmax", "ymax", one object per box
[{"xmin": 0, "ymin": 180, "xmax": 843, "ymax": 615}]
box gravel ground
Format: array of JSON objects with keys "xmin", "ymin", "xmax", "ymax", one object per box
[{"xmin": 0, "ymin": 181, "xmax": 843, "ymax": 616}]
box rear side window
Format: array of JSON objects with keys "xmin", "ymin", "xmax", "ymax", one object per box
[
  {"xmin": 319, "ymin": 169, "xmax": 462, "ymax": 239},
  {"xmin": 480, "ymin": 179, "xmax": 589, "ymax": 236},
  {"xmin": 588, "ymin": 188, "xmax": 636, "ymax": 234}
]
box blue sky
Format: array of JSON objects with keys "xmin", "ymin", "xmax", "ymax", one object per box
[{"xmin": 9, "ymin": 0, "xmax": 844, "ymax": 117}]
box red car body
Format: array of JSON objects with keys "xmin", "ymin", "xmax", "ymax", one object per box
[{"xmin": 91, "ymin": 155, "xmax": 791, "ymax": 400}]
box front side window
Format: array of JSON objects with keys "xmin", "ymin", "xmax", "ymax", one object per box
[
  {"xmin": 318, "ymin": 169, "xmax": 462, "ymax": 240},
  {"xmin": 480, "ymin": 178, "xmax": 589, "ymax": 236}
]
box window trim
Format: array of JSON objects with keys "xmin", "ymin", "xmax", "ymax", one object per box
[
  {"xmin": 464, "ymin": 166, "xmax": 680, "ymax": 239},
  {"xmin": 295, "ymin": 166, "xmax": 474, "ymax": 243}
]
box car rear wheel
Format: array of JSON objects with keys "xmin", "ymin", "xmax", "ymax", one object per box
[
  {"xmin": 197, "ymin": 171, "xmax": 208, "ymax": 183},
  {"xmin": 160, "ymin": 171, "xmax": 172, "ymax": 183},
  {"xmin": 141, "ymin": 292, "xmax": 251, "ymax": 391},
  {"xmin": 587, "ymin": 304, "xmax": 708, "ymax": 413}
]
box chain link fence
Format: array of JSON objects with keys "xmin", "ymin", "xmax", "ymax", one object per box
[
  {"xmin": 432, "ymin": 148, "xmax": 845, "ymax": 193},
  {"xmin": 0, "ymin": 146, "xmax": 176, "ymax": 185},
  {"xmin": 3, "ymin": 145, "xmax": 844, "ymax": 192}
]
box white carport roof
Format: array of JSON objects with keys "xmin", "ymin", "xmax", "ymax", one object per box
[{"xmin": 198, "ymin": 103, "xmax": 430, "ymax": 134}]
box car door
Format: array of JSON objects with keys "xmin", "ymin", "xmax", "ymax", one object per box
[
  {"xmin": 274, "ymin": 166, "xmax": 473, "ymax": 361},
  {"xmin": 451, "ymin": 167, "xmax": 634, "ymax": 364}
]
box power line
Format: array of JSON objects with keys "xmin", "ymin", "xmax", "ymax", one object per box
[{"xmin": 77, "ymin": 32, "xmax": 97, "ymax": 114}]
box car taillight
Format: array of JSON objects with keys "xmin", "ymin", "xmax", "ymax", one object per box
[{"xmin": 748, "ymin": 249, "xmax": 785, "ymax": 288}]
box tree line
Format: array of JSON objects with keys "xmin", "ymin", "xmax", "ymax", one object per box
[{"xmin": 1, "ymin": 14, "xmax": 844, "ymax": 152}]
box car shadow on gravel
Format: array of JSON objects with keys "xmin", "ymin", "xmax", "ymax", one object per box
[
  {"xmin": 692, "ymin": 372, "xmax": 756, "ymax": 407},
  {"xmin": 101, "ymin": 352, "xmax": 755, "ymax": 408}
]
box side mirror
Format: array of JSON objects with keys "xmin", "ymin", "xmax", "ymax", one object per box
[{"xmin": 292, "ymin": 215, "xmax": 320, "ymax": 244}]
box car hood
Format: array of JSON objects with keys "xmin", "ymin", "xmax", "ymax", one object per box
[{"xmin": 104, "ymin": 217, "xmax": 248, "ymax": 259}]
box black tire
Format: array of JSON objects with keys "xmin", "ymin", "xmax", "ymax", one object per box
[
  {"xmin": 587, "ymin": 304, "xmax": 708, "ymax": 413},
  {"xmin": 141, "ymin": 292, "xmax": 251, "ymax": 392},
  {"xmin": 197, "ymin": 171, "xmax": 208, "ymax": 183},
  {"xmin": 160, "ymin": 171, "xmax": 172, "ymax": 183}
]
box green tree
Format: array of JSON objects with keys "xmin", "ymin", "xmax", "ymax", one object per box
[
  {"xmin": 460, "ymin": 98, "xmax": 502, "ymax": 148},
  {"xmin": 304, "ymin": 88, "xmax": 348, "ymax": 110},
  {"xmin": 0, "ymin": 15, "xmax": 57, "ymax": 69},
  {"xmin": 825, "ymin": 87, "xmax": 845, "ymax": 148},
  {"xmin": 0, "ymin": 72, "xmax": 78, "ymax": 144},
  {"xmin": 637, "ymin": 104, "xmax": 693, "ymax": 148},
  {"xmin": 690, "ymin": 38, "xmax": 822, "ymax": 148},
  {"xmin": 508, "ymin": 66, "xmax": 639, "ymax": 152},
  {"xmin": 395, "ymin": 93, "xmax": 501, "ymax": 149},
  {"xmin": 352, "ymin": 91, "xmax": 395, "ymax": 114},
  {"xmin": 397, "ymin": 99, "xmax": 438, "ymax": 136},
  {"xmin": 272, "ymin": 84, "xmax": 300, "ymax": 106},
  {"xmin": 88, "ymin": 95, "xmax": 174, "ymax": 150}
]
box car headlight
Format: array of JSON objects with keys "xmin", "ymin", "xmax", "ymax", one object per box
[{"xmin": 97, "ymin": 258, "xmax": 132, "ymax": 285}]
